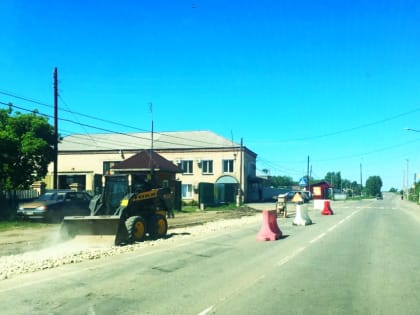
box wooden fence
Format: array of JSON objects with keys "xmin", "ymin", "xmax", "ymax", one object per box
[
  {"xmin": 2, "ymin": 189, "xmax": 39, "ymax": 201},
  {"xmin": 0, "ymin": 189, "xmax": 40, "ymax": 220}
]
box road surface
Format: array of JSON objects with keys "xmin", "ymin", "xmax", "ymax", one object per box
[{"xmin": 0, "ymin": 193, "xmax": 419, "ymax": 314}]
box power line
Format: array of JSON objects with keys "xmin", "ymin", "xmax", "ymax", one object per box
[
  {"xmin": 256, "ymin": 157, "xmax": 303, "ymax": 176},
  {"xmin": 59, "ymin": 96, "xmax": 99, "ymax": 147},
  {"xmin": 0, "ymin": 89, "xmax": 240, "ymax": 147},
  {"xmin": 0, "ymin": 101, "xmax": 241, "ymax": 149},
  {"xmin": 4, "ymin": 89, "xmax": 419, "ymax": 182},
  {"xmin": 287, "ymin": 107, "xmax": 420, "ymax": 142},
  {"xmin": 59, "ymin": 137, "xmax": 118, "ymax": 150},
  {"xmin": 0, "ymin": 89, "xmax": 51, "ymax": 108},
  {"xmin": 0, "ymin": 89, "xmax": 151, "ymax": 133},
  {"xmin": 312, "ymin": 138, "xmax": 420, "ymax": 163},
  {"xmin": 4, "ymin": 87, "xmax": 418, "ymax": 148}
]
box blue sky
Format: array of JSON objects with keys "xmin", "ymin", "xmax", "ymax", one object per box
[{"xmin": 1, "ymin": 0, "xmax": 420, "ymax": 190}]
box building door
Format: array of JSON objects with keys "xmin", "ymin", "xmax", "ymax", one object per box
[
  {"xmin": 199, "ymin": 182, "xmax": 215, "ymax": 205},
  {"xmin": 58, "ymin": 175, "xmax": 86, "ymax": 190},
  {"xmin": 215, "ymin": 176, "xmax": 238, "ymax": 204}
]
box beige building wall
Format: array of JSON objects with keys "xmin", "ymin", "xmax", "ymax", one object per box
[{"xmin": 47, "ymin": 148, "xmax": 256, "ymax": 202}]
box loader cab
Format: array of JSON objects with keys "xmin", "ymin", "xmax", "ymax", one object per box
[
  {"xmin": 91, "ymin": 175, "xmax": 130, "ymax": 215},
  {"xmin": 91, "ymin": 172, "xmax": 165, "ymax": 216}
]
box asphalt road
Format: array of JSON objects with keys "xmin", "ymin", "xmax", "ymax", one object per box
[{"xmin": 1, "ymin": 193, "xmax": 419, "ymax": 314}]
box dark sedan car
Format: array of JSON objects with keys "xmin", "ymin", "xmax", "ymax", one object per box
[{"xmin": 17, "ymin": 190, "xmax": 91, "ymax": 222}]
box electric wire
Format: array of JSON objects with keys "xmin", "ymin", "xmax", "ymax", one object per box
[
  {"xmin": 3, "ymin": 99, "xmax": 417, "ymax": 180},
  {"xmin": 2, "ymin": 88, "xmax": 419, "ymax": 148},
  {"xmin": 2, "ymin": 89, "xmax": 420, "ymax": 186},
  {"xmin": 0, "ymin": 101, "xmax": 240, "ymax": 149},
  {"xmin": 0, "ymin": 89, "xmax": 240, "ymax": 148},
  {"xmin": 287, "ymin": 106, "xmax": 420, "ymax": 142},
  {"xmin": 59, "ymin": 95, "xmax": 99, "ymax": 148}
]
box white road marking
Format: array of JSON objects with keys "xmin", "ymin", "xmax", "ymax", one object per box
[
  {"xmin": 309, "ymin": 232, "xmax": 327, "ymax": 244},
  {"xmin": 328, "ymin": 225, "xmax": 337, "ymax": 232},
  {"xmin": 206, "ymin": 207, "xmax": 362, "ymax": 314},
  {"xmin": 206, "ymin": 274, "xmax": 266, "ymax": 313},
  {"xmin": 277, "ymin": 246, "xmax": 306, "ymax": 267},
  {"xmin": 337, "ymin": 219, "xmax": 346, "ymax": 225},
  {"xmin": 197, "ymin": 306, "xmax": 214, "ymax": 315}
]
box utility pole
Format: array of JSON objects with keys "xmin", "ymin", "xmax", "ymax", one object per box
[
  {"xmin": 306, "ymin": 155, "xmax": 310, "ymax": 191},
  {"xmin": 53, "ymin": 67, "xmax": 58, "ymax": 189},
  {"xmin": 406, "ymin": 159, "xmax": 409, "ymax": 199},
  {"xmin": 360, "ymin": 163, "xmax": 363, "ymax": 196},
  {"xmin": 236, "ymin": 138, "xmax": 243, "ymax": 206},
  {"xmin": 240, "ymin": 138, "xmax": 244, "ymax": 205}
]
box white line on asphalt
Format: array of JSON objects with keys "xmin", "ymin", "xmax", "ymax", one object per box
[
  {"xmin": 199, "ymin": 208, "xmax": 363, "ymax": 314},
  {"xmin": 277, "ymin": 246, "xmax": 306, "ymax": 267},
  {"xmin": 212, "ymin": 273, "xmax": 266, "ymax": 312},
  {"xmin": 197, "ymin": 306, "xmax": 214, "ymax": 315},
  {"xmin": 309, "ymin": 232, "xmax": 327, "ymax": 244},
  {"xmin": 337, "ymin": 219, "xmax": 346, "ymax": 225},
  {"xmin": 328, "ymin": 225, "xmax": 338, "ymax": 232}
]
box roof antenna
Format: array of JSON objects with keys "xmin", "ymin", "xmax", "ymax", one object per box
[{"xmin": 231, "ymin": 130, "xmax": 237, "ymax": 160}]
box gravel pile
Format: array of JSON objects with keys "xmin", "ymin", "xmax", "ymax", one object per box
[{"xmin": 0, "ymin": 214, "xmax": 261, "ymax": 281}]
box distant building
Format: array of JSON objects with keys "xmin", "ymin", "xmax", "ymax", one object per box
[
  {"xmin": 45, "ymin": 130, "xmax": 261, "ymax": 203},
  {"xmin": 310, "ymin": 181, "xmax": 331, "ymax": 199}
]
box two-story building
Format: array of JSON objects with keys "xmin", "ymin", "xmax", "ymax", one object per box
[{"xmin": 45, "ymin": 130, "xmax": 262, "ymax": 204}]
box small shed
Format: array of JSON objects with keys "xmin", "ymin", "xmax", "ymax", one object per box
[
  {"xmin": 112, "ymin": 150, "xmax": 182, "ymax": 209},
  {"xmin": 310, "ymin": 181, "xmax": 331, "ymax": 200}
]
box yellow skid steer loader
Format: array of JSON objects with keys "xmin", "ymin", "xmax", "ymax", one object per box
[{"xmin": 60, "ymin": 185, "xmax": 173, "ymax": 246}]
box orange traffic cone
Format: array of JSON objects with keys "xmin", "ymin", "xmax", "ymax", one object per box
[
  {"xmin": 322, "ymin": 200, "xmax": 334, "ymax": 215},
  {"xmin": 256, "ymin": 210, "xmax": 282, "ymax": 241}
]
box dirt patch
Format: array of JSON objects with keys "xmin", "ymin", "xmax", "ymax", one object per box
[
  {"xmin": 0, "ymin": 207, "xmax": 259, "ymax": 256},
  {"xmin": 168, "ymin": 206, "xmax": 259, "ymax": 228},
  {"xmin": 0, "ymin": 226, "xmax": 60, "ymax": 256}
]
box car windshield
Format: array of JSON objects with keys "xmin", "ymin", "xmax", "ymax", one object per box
[
  {"xmin": 57, "ymin": 193, "xmax": 66, "ymax": 201},
  {"xmin": 37, "ymin": 193, "xmax": 57, "ymax": 201}
]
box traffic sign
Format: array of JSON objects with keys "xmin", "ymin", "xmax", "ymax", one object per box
[{"xmin": 299, "ymin": 177, "xmax": 308, "ymax": 186}]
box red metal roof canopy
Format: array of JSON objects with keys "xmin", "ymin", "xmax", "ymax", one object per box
[{"xmin": 112, "ymin": 150, "xmax": 181, "ymax": 173}]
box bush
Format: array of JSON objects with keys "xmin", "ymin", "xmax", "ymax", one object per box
[{"xmin": 0, "ymin": 194, "xmax": 18, "ymax": 220}]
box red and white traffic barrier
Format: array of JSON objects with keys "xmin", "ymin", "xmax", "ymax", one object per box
[
  {"xmin": 256, "ymin": 210, "xmax": 282, "ymax": 241},
  {"xmin": 322, "ymin": 200, "xmax": 334, "ymax": 215},
  {"xmin": 293, "ymin": 204, "xmax": 312, "ymax": 226}
]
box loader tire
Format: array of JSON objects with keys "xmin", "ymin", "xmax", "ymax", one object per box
[
  {"xmin": 151, "ymin": 214, "xmax": 168, "ymax": 239},
  {"xmin": 125, "ymin": 216, "xmax": 146, "ymax": 243}
]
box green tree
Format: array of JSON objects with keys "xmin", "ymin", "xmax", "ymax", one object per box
[
  {"xmin": 324, "ymin": 171, "xmax": 342, "ymax": 189},
  {"xmin": 268, "ymin": 175, "xmax": 295, "ymax": 188},
  {"xmin": 341, "ymin": 179, "xmax": 351, "ymax": 190},
  {"xmin": 351, "ymin": 181, "xmax": 362, "ymax": 196},
  {"xmin": 0, "ymin": 106, "xmax": 55, "ymax": 191},
  {"xmin": 365, "ymin": 176, "xmax": 383, "ymax": 197}
]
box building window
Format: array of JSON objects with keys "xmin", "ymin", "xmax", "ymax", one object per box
[
  {"xmin": 181, "ymin": 160, "xmax": 193, "ymax": 174},
  {"xmin": 202, "ymin": 160, "xmax": 213, "ymax": 174},
  {"xmin": 223, "ymin": 159, "xmax": 234, "ymax": 173},
  {"xmin": 182, "ymin": 184, "xmax": 193, "ymax": 198}
]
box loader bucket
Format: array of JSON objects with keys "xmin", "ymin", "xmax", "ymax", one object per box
[{"xmin": 60, "ymin": 215, "xmax": 129, "ymax": 246}]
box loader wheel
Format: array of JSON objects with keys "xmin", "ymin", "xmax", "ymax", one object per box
[
  {"xmin": 151, "ymin": 214, "xmax": 168, "ymax": 239},
  {"xmin": 125, "ymin": 216, "xmax": 146, "ymax": 243}
]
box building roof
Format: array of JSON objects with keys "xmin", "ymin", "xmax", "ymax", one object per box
[
  {"xmin": 112, "ymin": 150, "xmax": 181, "ymax": 173},
  {"xmin": 59, "ymin": 130, "xmax": 243, "ymax": 152},
  {"xmin": 310, "ymin": 181, "xmax": 331, "ymax": 187}
]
